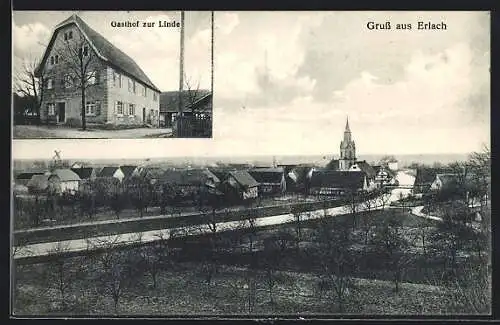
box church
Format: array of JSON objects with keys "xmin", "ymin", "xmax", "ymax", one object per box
[{"xmin": 325, "ymin": 118, "xmax": 358, "ymax": 171}]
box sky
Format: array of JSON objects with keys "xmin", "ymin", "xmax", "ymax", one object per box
[
  {"xmin": 12, "ymin": 11, "xmax": 490, "ymax": 160},
  {"xmin": 12, "ymin": 10, "xmax": 212, "ymax": 91}
]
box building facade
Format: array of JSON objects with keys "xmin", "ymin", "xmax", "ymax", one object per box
[
  {"xmin": 339, "ymin": 118, "xmax": 356, "ymax": 170},
  {"xmin": 35, "ymin": 14, "xmax": 161, "ymax": 127}
]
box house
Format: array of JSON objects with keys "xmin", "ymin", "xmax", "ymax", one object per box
[
  {"xmin": 35, "ymin": 14, "xmax": 161, "ymax": 127},
  {"xmin": 70, "ymin": 161, "xmax": 86, "ymax": 169},
  {"xmin": 286, "ymin": 166, "xmax": 314, "ymax": 193},
  {"xmin": 48, "ymin": 168, "xmax": 82, "ymax": 194},
  {"xmin": 249, "ymin": 167, "xmax": 287, "ymax": 195},
  {"xmin": 119, "ymin": 165, "xmax": 138, "ymax": 181},
  {"xmin": 159, "ymin": 90, "xmax": 212, "ymax": 128},
  {"xmin": 325, "ymin": 159, "xmax": 340, "ymax": 170},
  {"xmin": 413, "ymin": 167, "xmax": 454, "ymax": 195},
  {"xmin": 387, "ymin": 159, "xmax": 399, "ymax": 171},
  {"xmin": 430, "ymin": 173, "xmax": 461, "ymax": 192},
  {"xmin": 134, "ymin": 166, "xmax": 165, "ymax": 185},
  {"xmin": 15, "ymin": 171, "xmax": 45, "ymax": 186},
  {"xmin": 70, "ymin": 167, "xmax": 97, "ymax": 181},
  {"xmin": 160, "ymin": 168, "xmax": 220, "ymax": 200},
  {"xmin": 224, "ymin": 170, "xmax": 259, "ymax": 201},
  {"xmin": 98, "ymin": 166, "xmax": 125, "ymax": 182},
  {"xmin": 349, "ymin": 160, "xmax": 377, "ymax": 185},
  {"xmin": 309, "ymin": 170, "xmax": 369, "ymax": 196},
  {"xmin": 373, "ymin": 165, "xmax": 398, "ymax": 187}
]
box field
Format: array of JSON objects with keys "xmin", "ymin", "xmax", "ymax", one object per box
[{"xmin": 12, "ymin": 209, "xmax": 491, "ymax": 316}]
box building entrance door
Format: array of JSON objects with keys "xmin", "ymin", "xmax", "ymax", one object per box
[{"xmin": 57, "ymin": 102, "xmax": 65, "ymax": 123}]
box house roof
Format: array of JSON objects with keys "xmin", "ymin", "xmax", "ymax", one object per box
[
  {"xmin": 354, "ymin": 161, "xmax": 377, "ymax": 179},
  {"xmin": 70, "ymin": 167, "xmax": 94, "ymax": 179},
  {"xmin": 120, "ymin": 165, "xmax": 138, "ymax": 178},
  {"xmin": 160, "ymin": 90, "xmax": 212, "ymax": 113},
  {"xmin": 99, "ymin": 166, "xmax": 120, "ymax": 177},
  {"xmin": 414, "ymin": 167, "xmax": 454, "ymax": 186},
  {"xmin": 325, "ymin": 159, "xmax": 340, "ymax": 170},
  {"xmin": 228, "ymin": 170, "xmax": 259, "ymax": 188},
  {"xmin": 36, "ymin": 14, "xmax": 160, "ymax": 92},
  {"xmin": 249, "ymin": 168, "xmax": 285, "ymax": 184},
  {"xmin": 310, "ymin": 170, "xmax": 366, "ymax": 190},
  {"xmin": 140, "ymin": 167, "xmax": 165, "ymax": 179},
  {"xmin": 51, "ymin": 169, "xmax": 81, "ymax": 182},
  {"xmin": 287, "ymin": 166, "xmax": 313, "ymax": 184},
  {"xmin": 27, "ymin": 174, "xmax": 51, "ymax": 191},
  {"xmin": 15, "ymin": 171, "xmax": 45, "ymax": 180},
  {"xmin": 161, "ymin": 169, "xmax": 219, "ymax": 185}
]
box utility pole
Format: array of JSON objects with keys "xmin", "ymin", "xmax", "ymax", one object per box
[{"xmin": 176, "ymin": 10, "xmax": 185, "ymax": 137}]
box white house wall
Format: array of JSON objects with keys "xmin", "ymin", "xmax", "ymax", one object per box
[{"xmin": 106, "ymin": 67, "xmax": 160, "ymax": 127}]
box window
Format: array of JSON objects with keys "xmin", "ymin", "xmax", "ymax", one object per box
[
  {"xmin": 142, "ymin": 85, "xmax": 146, "ymax": 97},
  {"xmin": 128, "ymin": 103, "xmax": 135, "ymax": 116},
  {"xmin": 50, "ymin": 56, "xmax": 54, "ymax": 65},
  {"xmin": 55, "ymin": 55, "xmax": 59, "ymax": 64},
  {"xmin": 116, "ymin": 101, "xmax": 123, "ymax": 115},
  {"xmin": 128, "ymin": 78, "xmax": 133, "ymax": 92},
  {"xmin": 47, "ymin": 78, "xmax": 53, "ymax": 89},
  {"xmin": 68, "ymin": 31, "xmax": 73, "ymax": 39},
  {"xmin": 118, "ymin": 74, "xmax": 122, "ymax": 88},
  {"xmin": 79, "ymin": 45, "xmax": 89, "ymax": 57},
  {"xmin": 153, "ymin": 92, "xmax": 158, "ymax": 101},
  {"xmin": 64, "ymin": 33, "xmax": 68, "ymax": 41},
  {"xmin": 86, "ymin": 71, "xmax": 97, "ymax": 85},
  {"xmin": 85, "ymin": 101, "xmax": 96, "ymax": 115},
  {"xmin": 47, "ymin": 103, "xmax": 55, "ymax": 116},
  {"xmin": 64, "ymin": 74, "xmax": 73, "ymax": 88},
  {"xmin": 132, "ymin": 81, "xmax": 136, "ymax": 93}
]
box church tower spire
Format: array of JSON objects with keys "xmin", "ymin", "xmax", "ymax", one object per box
[{"xmin": 339, "ymin": 117, "xmax": 356, "ymax": 170}]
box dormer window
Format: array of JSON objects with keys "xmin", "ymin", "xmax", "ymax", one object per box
[{"xmin": 68, "ymin": 31, "xmax": 73, "ymax": 39}]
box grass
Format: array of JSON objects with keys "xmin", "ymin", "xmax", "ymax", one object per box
[{"xmin": 13, "ymin": 261, "xmax": 464, "ymax": 316}]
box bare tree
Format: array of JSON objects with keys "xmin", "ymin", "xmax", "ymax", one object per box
[
  {"xmin": 370, "ymin": 213, "xmax": 412, "ymax": 293},
  {"xmin": 312, "ymin": 217, "xmax": 357, "ymax": 313},
  {"xmin": 14, "ymin": 56, "xmax": 45, "ymax": 124},
  {"xmin": 46, "ymin": 241, "xmax": 75, "ymax": 309},
  {"xmin": 46, "ymin": 28, "xmax": 100, "ymax": 130}
]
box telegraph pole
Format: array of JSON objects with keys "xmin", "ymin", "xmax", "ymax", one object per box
[{"xmin": 177, "ymin": 11, "xmax": 185, "ymax": 137}]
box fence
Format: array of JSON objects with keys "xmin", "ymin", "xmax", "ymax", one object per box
[{"xmin": 173, "ymin": 115, "xmax": 212, "ymax": 138}]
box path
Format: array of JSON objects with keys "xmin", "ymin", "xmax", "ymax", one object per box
[{"xmin": 13, "ymin": 125, "xmax": 172, "ymax": 139}]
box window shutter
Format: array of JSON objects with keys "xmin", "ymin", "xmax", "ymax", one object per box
[
  {"xmin": 95, "ymin": 101, "xmax": 101, "ymax": 116},
  {"xmin": 95, "ymin": 70, "xmax": 100, "ymax": 84}
]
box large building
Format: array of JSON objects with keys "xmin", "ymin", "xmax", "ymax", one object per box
[
  {"xmin": 339, "ymin": 118, "xmax": 357, "ymax": 170},
  {"xmin": 35, "ymin": 14, "xmax": 161, "ymax": 127}
]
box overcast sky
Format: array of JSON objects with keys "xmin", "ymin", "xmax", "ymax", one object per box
[
  {"xmin": 12, "ymin": 11, "xmax": 490, "ymax": 160},
  {"xmin": 12, "ymin": 10, "xmax": 212, "ymax": 91}
]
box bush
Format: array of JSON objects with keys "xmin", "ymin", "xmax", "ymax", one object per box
[{"xmin": 65, "ymin": 118, "xmax": 82, "ymax": 128}]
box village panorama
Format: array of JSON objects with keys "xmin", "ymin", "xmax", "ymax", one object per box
[{"xmin": 11, "ymin": 118, "xmax": 491, "ymax": 316}]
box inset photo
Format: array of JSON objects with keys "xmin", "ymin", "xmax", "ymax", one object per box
[{"xmin": 12, "ymin": 11, "xmax": 213, "ymax": 138}]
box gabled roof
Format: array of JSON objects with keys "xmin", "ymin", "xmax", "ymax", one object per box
[
  {"xmin": 228, "ymin": 170, "xmax": 259, "ymax": 188},
  {"xmin": 310, "ymin": 170, "xmax": 366, "ymax": 190},
  {"xmin": 99, "ymin": 166, "xmax": 120, "ymax": 177},
  {"xmin": 354, "ymin": 160, "xmax": 377, "ymax": 179},
  {"xmin": 287, "ymin": 166, "xmax": 313, "ymax": 184},
  {"xmin": 51, "ymin": 169, "xmax": 81, "ymax": 182},
  {"xmin": 120, "ymin": 165, "xmax": 138, "ymax": 178},
  {"xmin": 70, "ymin": 167, "xmax": 95, "ymax": 179},
  {"xmin": 15, "ymin": 171, "xmax": 45, "ymax": 180},
  {"xmin": 414, "ymin": 167, "xmax": 454, "ymax": 186},
  {"xmin": 160, "ymin": 90, "xmax": 212, "ymax": 113},
  {"xmin": 325, "ymin": 159, "xmax": 340, "ymax": 170},
  {"xmin": 36, "ymin": 14, "xmax": 160, "ymax": 92},
  {"xmin": 249, "ymin": 168, "xmax": 285, "ymax": 184},
  {"xmin": 161, "ymin": 169, "xmax": 218, "ymax": 185},
  {"xmin": 140, "ymin": 166, "xmax": 165, "ymax": 179}
]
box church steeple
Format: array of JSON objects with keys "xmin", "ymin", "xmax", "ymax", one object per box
[{"xmin": 339, "ymin": 117, "xmax": 356, "ymax": 170}]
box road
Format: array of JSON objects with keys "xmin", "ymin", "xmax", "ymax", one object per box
[
  {"xmin": 13, "ymin": 171, "xmax": 416, "ymax": 261},
  {"xmin": 13, "ymin": 125, "xmax": 172, "ymax": 139}
]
